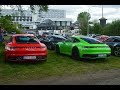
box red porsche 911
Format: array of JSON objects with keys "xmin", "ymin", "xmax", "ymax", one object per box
[{"xmin": 5, "ymin": 34, "xmax": 47, "ymax": 62}]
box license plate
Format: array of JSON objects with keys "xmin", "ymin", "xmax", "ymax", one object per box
[
  {"xmin": 98, "ymin": 54, "xmax": 106, "ymax": 57},
  {"xmin": 23, "ymin": 56, "xmax": 36, "ymax": 59}
]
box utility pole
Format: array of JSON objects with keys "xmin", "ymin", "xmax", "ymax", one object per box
[
  {"xmin": 87, "ymin": 8, "xmax": 90, "ymax": 36},
  {"xmin": 102, "ymin": 5, "xmax": 103, "ymax": 18}
]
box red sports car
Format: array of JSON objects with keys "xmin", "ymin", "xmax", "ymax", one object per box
[{"xmin": 5, "ymin": 34, "xmax": 47, "ymax": 62}]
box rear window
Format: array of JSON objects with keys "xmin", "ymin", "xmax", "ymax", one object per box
[
  {"xmin": 81, "ymin": 37, "xmax": 103, "ymax": 44},
  {"xmin": 54, "ymin": 37, "xmax": 65, "ymax": 41},
  {"xmin": 15, "ymin": 36, "xmax": 39, "ymax": 44}
]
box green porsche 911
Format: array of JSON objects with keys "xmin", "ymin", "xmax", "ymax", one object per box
[{"xmin": 55, "ymin": 36, "xmax": 111, "ymax": 60}]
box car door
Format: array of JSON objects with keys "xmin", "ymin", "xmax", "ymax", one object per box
[{"xmin": 60, "ymin": 37, "xmax": 74, "ymax": 55}]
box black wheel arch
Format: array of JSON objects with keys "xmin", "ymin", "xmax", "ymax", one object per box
[{"xmin": 71, "ymin": 46, "xmax": 79, "ymax": 55}]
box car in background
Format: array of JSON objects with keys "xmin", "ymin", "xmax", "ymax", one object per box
[
  {"xmin": 89, "ymin": 34, "xmax": 101, "ymax": 38},
  {"xmin": 95, "ymin": 35, "xmax": 109, "ymax": 42},
  {"xmin": 55, "ymin": 36, "xmax": 111, "ymax": 60},
  {"xmin": 42, "ymin": 32, "xmax": 50, "ymax": 37},
  {"xmin": 26, "ymin": 31, "xmax": 37, "ymax": 36},
  {"xmin": 5, "ymin": 34, "xmax": 47, "ymax": 62},
  {"xmin": 3, "ymin": 31, "xmax": 8, "ymax": 36},
  {"xmin": 104, "ymin": 36, "xmax": 120, "ymax": 56},
  {"xmin": 38, "ymin": 31, "xmax": 50, "ymax": 38},
  {"xmin": 40, "ymin": 35, "xmax": 66, "ymax": 50},
  {"xmin": 11, "ymin": 31, "xmax": 16, "ymax": 34}
]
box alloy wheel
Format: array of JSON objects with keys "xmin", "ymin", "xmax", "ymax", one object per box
[{"xmin": 114, "ymin": 47, "xmax": 120, "ymax": 56}]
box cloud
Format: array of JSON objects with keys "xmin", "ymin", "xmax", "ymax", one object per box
[{"xmin": 49, "ymin": 5, "xmax": 120, "ymax": 23}]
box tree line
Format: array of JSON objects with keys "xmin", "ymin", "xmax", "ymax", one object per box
[{"xmin": 77, "ymin": 12, "xmax": 120, "ymax": 36}]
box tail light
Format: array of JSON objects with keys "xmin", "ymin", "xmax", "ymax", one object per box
[
  {"xmin": 40, "ymin": 46, "xmax": 46, "ymax": 49},
  {"xmin": 5, "ymin": 46, "xmax": 46, "ymax": 50}
]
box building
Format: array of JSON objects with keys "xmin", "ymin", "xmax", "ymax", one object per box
[
  {"xmin": 39, "ymin": 9, "xmax": 66, "ymax": 18},
  {"xmin": 0, "ymin": 9, "xmax": 73, "ymax": 30},
  {"xmin": 0, "ymin": 9, "xmax": 34, "ymax": 29},
  {"xmin": 36, "ymin": 9, "xmax": 73, "ymax": 30}
]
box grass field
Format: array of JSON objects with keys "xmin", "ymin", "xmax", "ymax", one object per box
[{"xmin": 0, "ymin": 36, "xmax": 120, "ymax": 84}]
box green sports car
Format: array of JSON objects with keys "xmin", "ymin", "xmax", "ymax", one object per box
[{"xmin": 55, "ymin": 36, "xmax": 111, "ymax": 60}]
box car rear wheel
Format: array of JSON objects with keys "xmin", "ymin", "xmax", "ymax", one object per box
[
  {"xmin": 72, "ymin": 47, "xmax": 80, "ymax": 60},
  {"xmin": 114, "ymin": 46, "xmax": 120, "ymax": 56},
  {"xmin": 55, "ymin": 45, "xmax": 60, "ymax": 54},
  {"xmin": 48, "ymin": 44, "xmax": 52, "ymax": 50}
]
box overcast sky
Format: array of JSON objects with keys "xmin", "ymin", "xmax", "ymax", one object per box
[
  {"xmin": 3, "ymin": 5, "xmax": 120, "ymax": 23},
  {"xmin": 49, "ymin": 5, "xmax": 120, "ymax": 23}
]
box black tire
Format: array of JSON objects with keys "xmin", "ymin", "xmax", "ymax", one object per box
[
  {"xmin": 114, "ymin": 46, "xmax": 120, "ymax": 56},
  {"xmin": 48, "ymin": 43, "xmax": 54, "ymax": 50},
  {"xmin": 72, "ymin": 47, "xmax": 80, "ymax": 60},
  {"xmin": 48, "ymin": 44, "xmax": 52, "ymax": 50},
  {"xmin": 55, "ymin": 45, "xmax": 60, "ymax": 54}
]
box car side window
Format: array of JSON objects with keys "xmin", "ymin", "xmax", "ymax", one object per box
[
  {"xmin": 65, "ymin": 37, "xmax": 73, "ymax": 42},
  {"xmin": 73, "ymin": 38, "xmax": 80, "ymax": 43},
  {"xmin": 113, "ymin": 39, "xmax": 120, "ymax": 42}
]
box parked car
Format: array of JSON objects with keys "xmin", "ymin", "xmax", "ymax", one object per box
[
  {"xmin": 104, "ymin": 36, "xmax": 120, "ymax": 56},
  {"xmin": 89, "ymin": 34, "xmax": 101, "ymax": 38},
  {"xmin": 38, "ymin": 31, "xmax": 50, "ymax": 37},
  {"xmin": 95, "ymin": 35, "xmax": 109, "ymax": 42},
  {"xmin": 26, "ymin": 31, "xmax": 37, "ymax": 36},
  {"xmin": 5, "ymin": 34, "xmax": 47, "ymax": 62},
  {"xmin": 11, "ymin": 31, "xmax": 16, "ymax": 34},
  {"xmin": 40, "ymin": 35, "xmax": 66, "ymax": 50},
  {"xmin": 3, "ymin": 31, "xmax": 7, "ymax": 36},
  {"xmin": 55, "ymin": 36, "xmax": 111, "ymax": 60}
]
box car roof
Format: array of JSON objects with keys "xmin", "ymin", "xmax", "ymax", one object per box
[
  {"xmin": 12, "ymin": 34, "xmax": 34, "ymax": 37},
  {"xmin": 110, "ymin": 36, "xmax": 120, "ymax": 38},
  {"xmin": 52, "ymin": 35, "xmax": 64, "ymax": 37},
  {"xmin": 48, "ymin": 35, "xmax": 66, "ymax": 39},
  {"xmin": 72, "ymin": 35, "xmax": 90, "ymax": 38}
]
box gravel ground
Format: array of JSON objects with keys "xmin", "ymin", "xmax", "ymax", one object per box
[{"xmin": 10, "ymin": 69, "xmax": 120, "ymax": 85}]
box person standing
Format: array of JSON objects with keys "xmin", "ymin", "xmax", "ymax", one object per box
[{"xmin": 0, "ymin": 27, "xmax": 3, "ymax": 42}]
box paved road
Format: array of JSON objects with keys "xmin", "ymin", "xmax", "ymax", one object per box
[{"xmin": 12, "ymin": 69, "xmax": 120, "ymax": 85}]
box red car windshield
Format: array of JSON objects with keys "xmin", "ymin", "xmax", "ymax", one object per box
[{"xmin": 15, "ymin": 36, "xmax": 39, "ymax": 44}]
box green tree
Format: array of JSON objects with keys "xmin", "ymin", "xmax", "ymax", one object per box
[
  {"xmin": 0, "ymin": 5, "xmax": 48, "ymax": 15},
  {"xmin": 104, "ymin": 20, "xmax": 120, "ymax": 36},
  {"xmin": 0, "ymin": 16, "xmax": 22, "ymax": 33},
  {"xmin": 91, "ymin": 23, "xmax": 102, "ymax": 34},
  {"xmin": 77, "ymin": 12, "xmax": 91, "ymax": 35}
]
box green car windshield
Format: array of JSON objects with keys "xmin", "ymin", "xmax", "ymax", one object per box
[{"xmin": 81, "ymin": 37, "xmax": 103, "ymax": 44}]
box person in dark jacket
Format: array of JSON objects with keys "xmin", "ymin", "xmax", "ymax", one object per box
[{"xmin": 0, "ymin": 27, "xmax": 4, "ymax": 42}]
